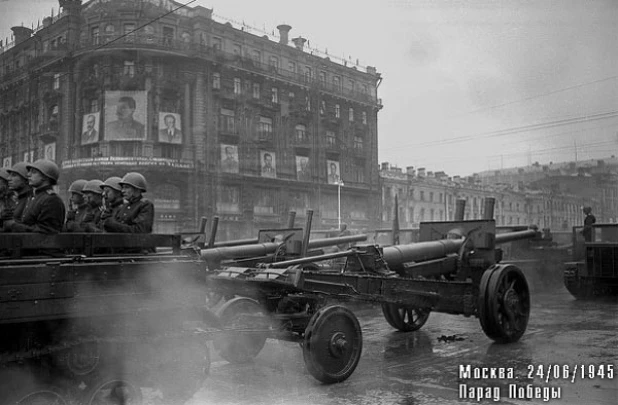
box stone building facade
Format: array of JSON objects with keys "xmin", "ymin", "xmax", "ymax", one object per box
[{"xmin": 0, "ymin": 0, "xmax": 383, "ymax": 237}]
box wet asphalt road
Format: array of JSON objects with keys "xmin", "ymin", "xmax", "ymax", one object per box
[{"xmin": 175, "ymin": 287, "xmax": 617, "ymax": 405}]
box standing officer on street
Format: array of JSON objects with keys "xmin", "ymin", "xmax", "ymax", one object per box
[
  {"xmin": 582, "ymin": 206, "xmax": 596, "ymax": 242},
  {"xmin": 103, "ymin": 172, "xmax": 154, "ymax": 233},
  {"xmin": 3, "ymin": 159, "xmax": 65, "ymax": 234}
]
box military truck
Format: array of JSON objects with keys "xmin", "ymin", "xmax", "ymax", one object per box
[{"xmin": 564, "ymin": 223, "xmax": 618, "ymax": 299}]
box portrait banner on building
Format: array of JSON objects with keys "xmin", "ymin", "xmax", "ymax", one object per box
[
  {"xmin": 44, "ymin": 142, "xmax": 56, "ymax": 161},
  {"xmin": 158, "ymin": 112, "xmax": 183, "ymax": 144},
  {"xmin": 296, "ymin": 155, "xmax": 310, "ymax": 181},
  {"xmin": 81, "ymin": 112, "xmax": 101, "ymax": 145},
  {"xmin": 2, "ymin": 157, "xmax": 12, "ymax": 168},
  {"xmin": 23, "ymin": 151, "xmax": 34, "ymax": 163},
  {"xmin": 327, "ymin": 160, "xmax": 341, "ymax": 184},
  {"xmin": 104, "ymin": 91, "xmax": 148, "ymax": 141},
  {"xmin": 220, "ymin": 144, "xmax": 239, "ymax": 173},
  {"xmin": 260, "ymin": 150, "xmax": 276, "ymax": 178}
]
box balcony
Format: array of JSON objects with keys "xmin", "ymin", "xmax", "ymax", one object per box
[{"xmin": 291, "ymin": 133, "xmax": 312, "ymax": 148}]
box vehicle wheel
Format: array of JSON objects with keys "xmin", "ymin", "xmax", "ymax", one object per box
[
  {"xmin": 303, "ymin": 305, "xmax": 362, "ymax": 384},
  {"xmin": 478, "ymin": 264, "xmax": 530, "ymax": 343},
  {"xmin": 213, "ymin": 297, "xmax": 268, "ymax": 363},
  {"xmin": 81, "ymin": 373, "xmax": 143, "ymax": 405},
  {"xmin": 0, "ymin": 367, "xmax": 71, "ymax": 405},
  {"xmin": 381, "ymin": 304, "xmax": 430, "ymax": 332},
  {"xmin": 4, "ymin": 385, "xmax": 70, "ymax": 405}
]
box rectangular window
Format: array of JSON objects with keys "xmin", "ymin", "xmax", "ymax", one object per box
[
  {"xmin": 91, "ymin": 26, "xmax": 100, "ymax": 44},
  {"xmin": 252, "ymin": 49, "xmax": 261, "ymax": 63},
  {"xmin": 348, "ymin": 107, "xmax": 354, "ymax": 122},
  {"xmin": 353, "ymin": 162, "xmax": 365, "ymax": 183},
  {"xmin": 123, "ymin": 60, "xmax": 135, "ymax": 77},
  {"xmin": 271, "ymin": 87, "xmax": 278, "ymax": 104},
  {"xmin": 305, "ymin": 95, "xmax": 311, "ymax": 111},
  {"xmin": 257, "ymin": 116, "xmax": 273, "ymax": 140},
  {"xmin": 53, "ymin": 73, "xmax": 61, "ymax": 90},
  {"xmin": 295, "ymin": 124, "xmax": 307, "ymax": 141},
  {"xmin": 123, "ymin": 23, "xmax": 136, "ymax": 42},
  {"xmin": 420, "ymin": 191, "xmax": 425, "ymax": 201},
  {"xmin": 216, "ymin": 185, "xmax": 240, "ymax": 213},
  {"xmin": 213, "ymin": 72, "xmax": 220, "ymax": 89},
  {"xmin": 269, "ymin": 56, "xmax": 279, "ymax": 69},
  {"xmin": 319, "ymin": 71, "xmax": 326, "ymax": 84},
  {"xmin": 233, "ymin": 78, "xmax": 242, "ymax": 94},
  {"xmin": 304, "ymin": 66, "xmax": 312, "ymax": 83},
  {"xmin": 326, "ymin": 130, "xmax": 336, "ymax": 146},
  {"xmin": 219, "ymin": 108, "xmax": 236, "ymax": 133},
  {"xmin": 89, "ymin": 99, "xmax": 99, "ymax": 112},
  {"xmin": 362, "ymin": 111, "xmax": 367, "ymax": 125},
  {"xmin": 333, "ymin": 76, "xmax": 340, "ymax": 90},
  {"xmin": 320, "ymin": 101, "xmax": 326, "ymax": 115},
  {"xmin": 288, "ymin": 61, "xmax": 296, "ymax": 72},
  {"xmin": 289, "ymin": 191, "xmax": 310, "ymax": 214},
  {"xmin": 429, "ymin": 192, "xmax": 434, "ymax": 202},
  {"xmin": 353, "ymin": 136, "xmax": 363, "ymax": 151},
  {"xmin": 252, "ymin": 83, "xmax": 260, "ymax": 99},
  {"xmin": 254, "ymin": 188, "xmax": 275, "ymax": 214},
  {"xmin": 233, "ymin": 43, "xmax": 241, "ymax": 55},
  {"xmin": 335, "ymin": 104, "xmax": 340, "ymax": 118},
  {"xmin": 212, "ymin": 36, "xmax": 222, "ymax": 50}
]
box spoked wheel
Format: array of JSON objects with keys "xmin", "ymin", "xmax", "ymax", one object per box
[
  {"xmin": 303, "ymin": 305, "xmax": 362, "ymax": 384},
  {"xmin": 479, "ymin": 264, "xmax": 530, "ymax": 343},
  {"xmin": 56, "ymin": 341, "xmax": 101, "ymax": 377},
  {"xmin": 82, "ymin": 374, "xmax": 143, "ymax": 405},
  {"xmin": 213, "ymin": 297, "xmax": 268, "ymax": 363},
  {"xmin": 0, "ymin": 368, "xmax": 71, "ymax": 405},
  {"xmin": 381, "ymin": 304, "xmax": 431, "ymax": 332}
]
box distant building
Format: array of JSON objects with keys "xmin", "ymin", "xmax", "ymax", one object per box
[
  {"xmin": 0, "ymin": 0, "xmax": 383, "ymax": 236},
  {"xmin": 379, "ymin": 162, "xmax": 592, "ymax": 232}
]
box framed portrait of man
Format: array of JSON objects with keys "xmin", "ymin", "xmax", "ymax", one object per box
[
  {"xmin": 104, "ymin": 91, "xmax": 147, "ymax": 141},
  {"xmin": 260, "ymin": 150, "xmax": 276, "ymax": 178},
  {"xmin": 296, "ymin": 156, "xmax": 311, "ymax": 181},
  {"xmin": 221, "ymin": 144, "xmax": 239, "ymax": 173},
  {"xmin": 81, "ymin": 112, "xmax": 100, "ymax": 145},
  {"xmin": 158, "ymin": 112, "xmax": 183, "ymax": 144},
  {"xmin": 44, "ymin": 143, "xmax": 56, "ymax": 161},
  {"xmin": 2, "ymin": 157, "xmax": 12, "ymax": 168},
  {"xmin": 326, "ymin": 160, "xmax": 341, "ymax": 184},
  {"xmin": 23, "ymin": 151, "xmax": 34, "ymax": 163}
]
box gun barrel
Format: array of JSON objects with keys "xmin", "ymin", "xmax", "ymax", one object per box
[
  {"xmin": 495, "ymin": 229, "xmax": 539, "ymax": 244},
  {"xmin": 308, "ymin": 234, "xmax": 367, "ymax": 248},
  {"xmin": 382, "ymin": 239, "xmax": 465, "ymax": 268}
]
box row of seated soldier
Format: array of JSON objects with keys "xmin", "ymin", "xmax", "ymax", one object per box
[{"xmin": 0, "ymin": 159, "xmax": 154, "ymax": 235}]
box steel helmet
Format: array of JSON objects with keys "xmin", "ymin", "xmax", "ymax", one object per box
[
  {"xmin": 0, "ymin": 168, "xmax": 9, "ymax": 182},
  {"xmin": 100, "ymin": 176, "xmax": 123, "ymax": 192},
  {"xmin": 6, "ymin": 162, "xmax": 29, "ymax": 180},
  {"xmin": 82, "ymin": 179, "xmax": 105, "ymax": 195},
  {"xmin": 27, "ymin": 159, "xmax": 60, "ymax": 185},
  {"xmin": 119, "ymin": 172, "xmax": 147, "ymax": 192},
  {"xmin": 68, "ymin": 179, "xmax": 88, "ymax": 195},
  {"xmin": 583, "ymin": 206, "xmax": 592, "ymax": 214}
]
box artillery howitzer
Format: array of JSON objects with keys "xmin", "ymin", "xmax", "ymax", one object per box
[
  {"xmin": 564, "ymin": 223, "xmax": 618, "ymax": 299},
  {"xmin": 208, "ymin": 198, "xmax": 541, "ymax": 383},
  {"xmin": 0, "ymin": 211, "xmax": 368, "ymax": 404}
]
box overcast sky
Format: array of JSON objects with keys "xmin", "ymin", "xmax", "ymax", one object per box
[{"xmin": 2, "ymin": 0, "xmax": 617, "ymax": 176}]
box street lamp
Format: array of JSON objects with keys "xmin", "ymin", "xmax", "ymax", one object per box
[{"xmin": 337, "ymin": 180, "xmax": 344, "ymax": 230}]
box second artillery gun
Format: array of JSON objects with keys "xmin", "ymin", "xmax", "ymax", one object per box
[{"xmin": 209, "ymin": 197, "xmax": 542, "ymax": 383}]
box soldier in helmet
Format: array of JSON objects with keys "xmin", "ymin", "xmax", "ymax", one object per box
[
  {"xmin": 0, "ymin": 168, "xmax": 15, "ymax": 228},
  {"xmin": 103, "ymin": 172, "xmax": 154, "ymax": 233},
  {"xmin": 64, "ymin": 179, "xmax": 89, "ymax": 232},
  {"xmin": 99, "ymin": 176, "xmax": 124, "ymax": 222},
  {"xmin": 582, "ymin": 206, "xmax": 596, "ymax": 242},
  {"xmin": 69, "ymin": 180, "xmax": 105, "ymax": 233},
  {"xmin": 5, "ymin": 162, "xmax": 32, "ymax": 223},
  {"xmin": 3, "ymin": 159, "xmax": 65, "ymax": 234}
]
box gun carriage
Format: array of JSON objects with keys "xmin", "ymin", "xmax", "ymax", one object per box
[
  {"xmin": 0, "ymin": 212, "xmax": 365, "ymax": 404},
  {"xmin": 208, "ymin": 198, "xmax": 540, "ymax": 383}
]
